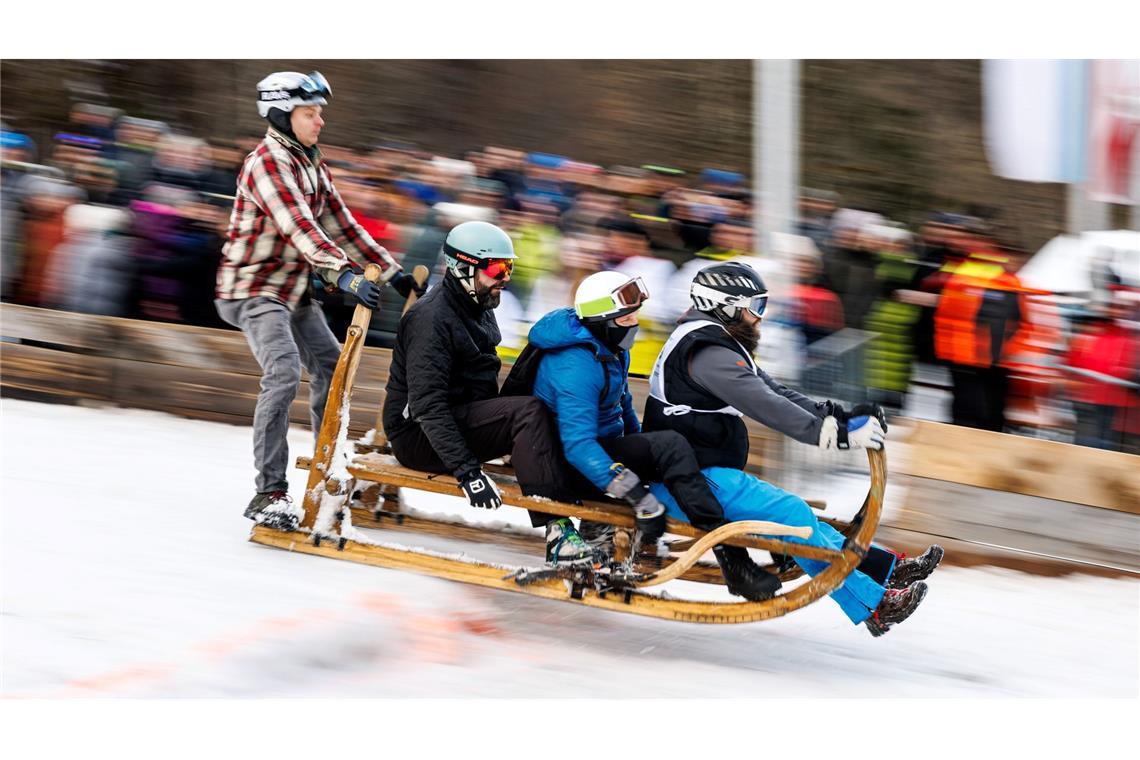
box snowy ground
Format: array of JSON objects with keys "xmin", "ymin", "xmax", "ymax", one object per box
[{"xmin": 2, "ymin": 398, "xmax": 1137, "ymax": 698}]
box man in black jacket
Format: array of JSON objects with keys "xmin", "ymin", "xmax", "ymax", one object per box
[{"xmin": 382, "ymin": 221, "xmax": 594, "ymax": 565}]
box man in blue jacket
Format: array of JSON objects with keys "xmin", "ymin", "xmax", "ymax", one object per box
[{"xmin": 520, "ymin": 271, "xmax": 780, "ymax": 601}]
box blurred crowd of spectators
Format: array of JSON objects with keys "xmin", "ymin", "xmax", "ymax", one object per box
[{"xmin": 2, "ymin": 103, "xmax": 1137, "ymax": 452}]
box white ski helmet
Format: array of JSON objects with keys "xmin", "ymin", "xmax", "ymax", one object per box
[
  {"xmin": 256, "ymin": 71, "xmax": 332, "ymax": 118},
  {"xmin": 574, "ymin": 271, "xmax": 649, "ymax": 324}
]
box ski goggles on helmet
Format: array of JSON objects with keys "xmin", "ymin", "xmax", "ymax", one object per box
[
  {"xmin": 577, "ymin": 277, "xmax": 650, "ymax": 321},
  {"xmin": 739, "ymin": 293, "xmax": 768, "ymax": 317},
  {"xmin": 481, "ymin": 257, "xmax": 514, "ymax": 280},
  {"xmin": 296, "ymin": 71, "xmax": 332, "ymax": 100},
  {"xmin": 691, "ymin": 283, "xmax": 768, "ymax": 317}
]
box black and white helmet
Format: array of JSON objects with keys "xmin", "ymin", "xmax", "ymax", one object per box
[
  {"xmin": 690, "ymin": 261, "xmax": 768, "ymax": 324},
  {"xmin": 256, "ymin": 71, "xmax": 332, "ymax": 118}
]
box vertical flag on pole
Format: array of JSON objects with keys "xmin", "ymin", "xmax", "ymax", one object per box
[
  {"xmin": 983, "ymin": 59, "xmax": 1091, "ymax": 183},
  {"xmin": 1087, "ymin": 59, "xmax": 1140, "ymax": 204}
]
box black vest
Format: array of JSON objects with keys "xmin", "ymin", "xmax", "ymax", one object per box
[{"xmin": 643, "ymin": 321, "xmax": 752, "ymax": 469}]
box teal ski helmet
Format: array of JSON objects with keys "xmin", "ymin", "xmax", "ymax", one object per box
[{"xmin": 442, "ymin": 221, "xmax": 517, "ymax": 302}]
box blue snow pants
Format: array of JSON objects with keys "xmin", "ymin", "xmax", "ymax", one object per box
[{"xmin": 650, "ymin": 467, "xmax": 887, "ymax": 624}]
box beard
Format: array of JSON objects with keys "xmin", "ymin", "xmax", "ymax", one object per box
[
  {"xmin": 725, "ymin": 316, "xmax": 759, "ymax": 355},
  {"xmin": 474, "ymin": 280, "xmax": 502, "ymax": 309}
]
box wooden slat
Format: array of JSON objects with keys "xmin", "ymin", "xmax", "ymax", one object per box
[
  {"xmin": 893, "ymin": 419, "xmax": 1140, "ymax": 514},
  {"xmin": 0, "ymin": 342, "xmax": 113, "ymax": 401},
  {"xmin": 297, "ymin": 454, "xmax": 840, "ymax": 561},
  {"xmin": 0, "ymin": 303, "xmax": 112, "ymax": 351}
]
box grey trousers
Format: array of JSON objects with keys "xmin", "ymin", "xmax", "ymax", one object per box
[{"xmin": 216, "ymin": 297, "xmax": 341, "ymax": 494}]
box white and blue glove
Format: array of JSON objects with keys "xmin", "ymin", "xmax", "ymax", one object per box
[{"xmin": 842, "ymin": 415, "xmax": 886, "ymax": 450}]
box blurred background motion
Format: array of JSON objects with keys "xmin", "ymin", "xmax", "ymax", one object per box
[{"xmin": 1, "ymin": 59, "xmax": 1138, "ymax": 453}]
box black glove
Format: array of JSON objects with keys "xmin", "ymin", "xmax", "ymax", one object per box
[
  {"xmin": 337, "ymin": 269, "xmax": 381, "ymax": 309},
  {"xmin": 389, "ymin": 270, "xmax": 426, "ymax": 299},
  {"xmin": 457, "ymin": 468, "xmax": 502, "ymax": 510},
  {"xmin": 824, "ymin": 400, "xmax": 888, "ymax": 433},
  {"xmin": 605, "ymin": 466, "xmax": 667, "ymax": 543},
  {"xmin": 849, "ymin": 402, "xmax": 888, "ymax": 433}
]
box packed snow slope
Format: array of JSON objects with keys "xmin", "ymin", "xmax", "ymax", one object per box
[{"xmin": 2, "ymin": 399, "xmax": 1136, "ymax": 697}]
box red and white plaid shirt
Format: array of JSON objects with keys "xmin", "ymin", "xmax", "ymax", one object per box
[{"xmin": 216, "ymin": 128, "xmax": 398, "ymax": 309}]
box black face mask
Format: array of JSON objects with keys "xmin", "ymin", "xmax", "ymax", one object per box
[{"xmin": 588, "ymin": 321, "xmax": 638, "ymax": 352}]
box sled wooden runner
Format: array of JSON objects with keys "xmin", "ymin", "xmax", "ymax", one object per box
[{"xmin": 248, "ymin": 263, "xmax": 888, "ymax": 623}]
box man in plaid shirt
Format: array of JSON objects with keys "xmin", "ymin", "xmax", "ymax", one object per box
[{"xmin": 216, "ymin": 70, "xmax": 424, "ymax": 531}]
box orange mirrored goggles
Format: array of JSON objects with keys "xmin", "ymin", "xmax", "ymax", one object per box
[{"xmin": 482, "ymin": 258, "xmax": 515, "ymax": 280}]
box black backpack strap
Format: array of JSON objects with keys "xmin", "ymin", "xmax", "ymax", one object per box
[{"xmin": 500, "ymin": 342, "xmax": 545, "ymax": 397}]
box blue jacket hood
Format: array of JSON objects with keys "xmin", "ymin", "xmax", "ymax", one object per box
[{"xmin": 528, "ymin": 307, "xmax": 614, "ymax": 356}]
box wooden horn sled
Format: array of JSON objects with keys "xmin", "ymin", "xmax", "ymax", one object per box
[{"xmin": 249, "ymin": 263, "xmax": 887, "ymax": 624}]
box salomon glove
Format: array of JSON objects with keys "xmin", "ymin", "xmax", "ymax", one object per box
[
  {"xmin": 605, "ymin": 466, "xmax": 667, "ymax": 543},
  {"xmin": 457, "ymin": 469, "xmax": 502, "ymax": 510},
  {"xmin": 842, "ymin": 415, "xmax": 886, "ymax": 450},
  {"xmin": 337, "ymin": 269, "xmax": 381, "ymax": 309}
]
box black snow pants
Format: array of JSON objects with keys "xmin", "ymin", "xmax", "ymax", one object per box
[
  {"xmin": 575, "ymin": 430, "xmax": 728, "ymax": 531},
  {"xmin": 388, "ymin": 396, "xmax": 571, "ymax": 528}
]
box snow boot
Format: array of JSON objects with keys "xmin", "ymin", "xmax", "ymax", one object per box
[
  {"xmin": 545, "ymin": 518, "xmax": 597, "ymax": 566},
  {"xmin": 887, "ymin": 545, "xmax": 944, "ymax": 590},
  {"xmin": 866, "ymin": 581, "xmax": 928, "ymax": 637},
  {"xmin": 245, "ymin": 490, "xmax": 300, "ymax": 532},
  {"xmin": 578, "ymin": 520, "xmax": 616, "ymax": 559},
  {"xmin": 713, "ymin": 545, "xmax": 781, "ymax": 601}
]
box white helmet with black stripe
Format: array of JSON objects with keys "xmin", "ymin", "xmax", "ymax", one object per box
[
  {"xmin": 690, "ymin": 261, "xmax": 769, "ymax": 324},
  {"xmin": 256, "ymin": 71, "xmax": 332, "ymax": 118}
]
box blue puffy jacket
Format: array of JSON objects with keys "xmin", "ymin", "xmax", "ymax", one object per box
[{"xmin": 530, "ymin": 308, "xmax": 641, "ymax": 490}]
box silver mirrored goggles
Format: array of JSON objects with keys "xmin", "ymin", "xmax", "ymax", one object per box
[{"xmin": 298, "ymin": 71, "xmax": 332, "ymax": 101}]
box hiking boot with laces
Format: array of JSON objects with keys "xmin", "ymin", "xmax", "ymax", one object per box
[
  {"xmin": 545, "ymin": 518, "xmax": 597, "ymax": 566},
  {"xmin": 713, "ymin": 545, "xmax": 782, "ymax": 602},
  {"xmin": 866, "ymin": 580, "xmax": 928, "ymax": 637},
  {"xmin": 245, "ymin": 490, "xmax": 301, "ymax": 532},
  {"xmin": 887, "ymin": 545, "xmax": 944, "ymax": 590}
]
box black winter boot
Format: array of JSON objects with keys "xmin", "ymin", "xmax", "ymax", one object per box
[
  {"xmin": 713, "ymin": 545, "xmax": 781, "ymax": 601},
  {"xmin": 866, "ymin": 581, "xmax": 928, "ymax": 637},
  {"xmin": 887, "ymin": 545, "xmax": 944, "ymax": 590}
]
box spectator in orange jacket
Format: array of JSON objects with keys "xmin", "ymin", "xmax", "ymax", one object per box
[{"xmin": 933, "ymin": 242, "xmax": 1036, "ymax": 432}]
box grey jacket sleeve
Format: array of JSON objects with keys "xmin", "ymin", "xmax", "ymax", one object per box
[{"xmin": 688, "ymin": 345, "xmax": 825, "ymax": 446}]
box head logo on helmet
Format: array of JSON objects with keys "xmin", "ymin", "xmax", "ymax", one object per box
[
  {"xmin": 690, "ymin": 262, "xmax": 768, "ymax": 324},
  {"xmin": 442, "ymin": 221, "xmax": 516, "ymax": 303}
]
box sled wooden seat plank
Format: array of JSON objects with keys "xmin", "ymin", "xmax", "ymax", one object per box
[{"xmin": 295, "ymin": 454, "xmax": 847, "ymax": 562}]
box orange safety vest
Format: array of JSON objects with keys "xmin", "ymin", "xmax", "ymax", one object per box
[{"xmin": 934, "ymin": 256, "xmax": 1035, "ymax": 368}]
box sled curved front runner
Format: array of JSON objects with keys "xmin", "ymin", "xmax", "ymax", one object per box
[{"xmin": 247, "ymin": 264, "xmax": 887, "ymax": 624}]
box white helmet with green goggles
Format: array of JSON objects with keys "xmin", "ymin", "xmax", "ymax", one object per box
[
  {"xmin": 256, "ymin": 71, "xmax": 332, "ymax": 118},
  {"xmin": 574, "ymin": 271, "xmax": 649, "ymax": 323}
]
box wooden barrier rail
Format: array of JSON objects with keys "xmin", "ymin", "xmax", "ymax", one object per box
[{"xmin": 4, "ymin": 303, "xmax": 1138, "ymax": 574}]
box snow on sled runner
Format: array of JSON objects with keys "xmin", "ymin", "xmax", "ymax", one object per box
[{"xmin": 248, "ymin": 264, "xmax": 887, "ymax": 624}]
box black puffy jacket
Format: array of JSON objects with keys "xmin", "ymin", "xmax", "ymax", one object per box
[{"xmin": 382, "ymin": 275, "xmax": 502, "ymax": 475}]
